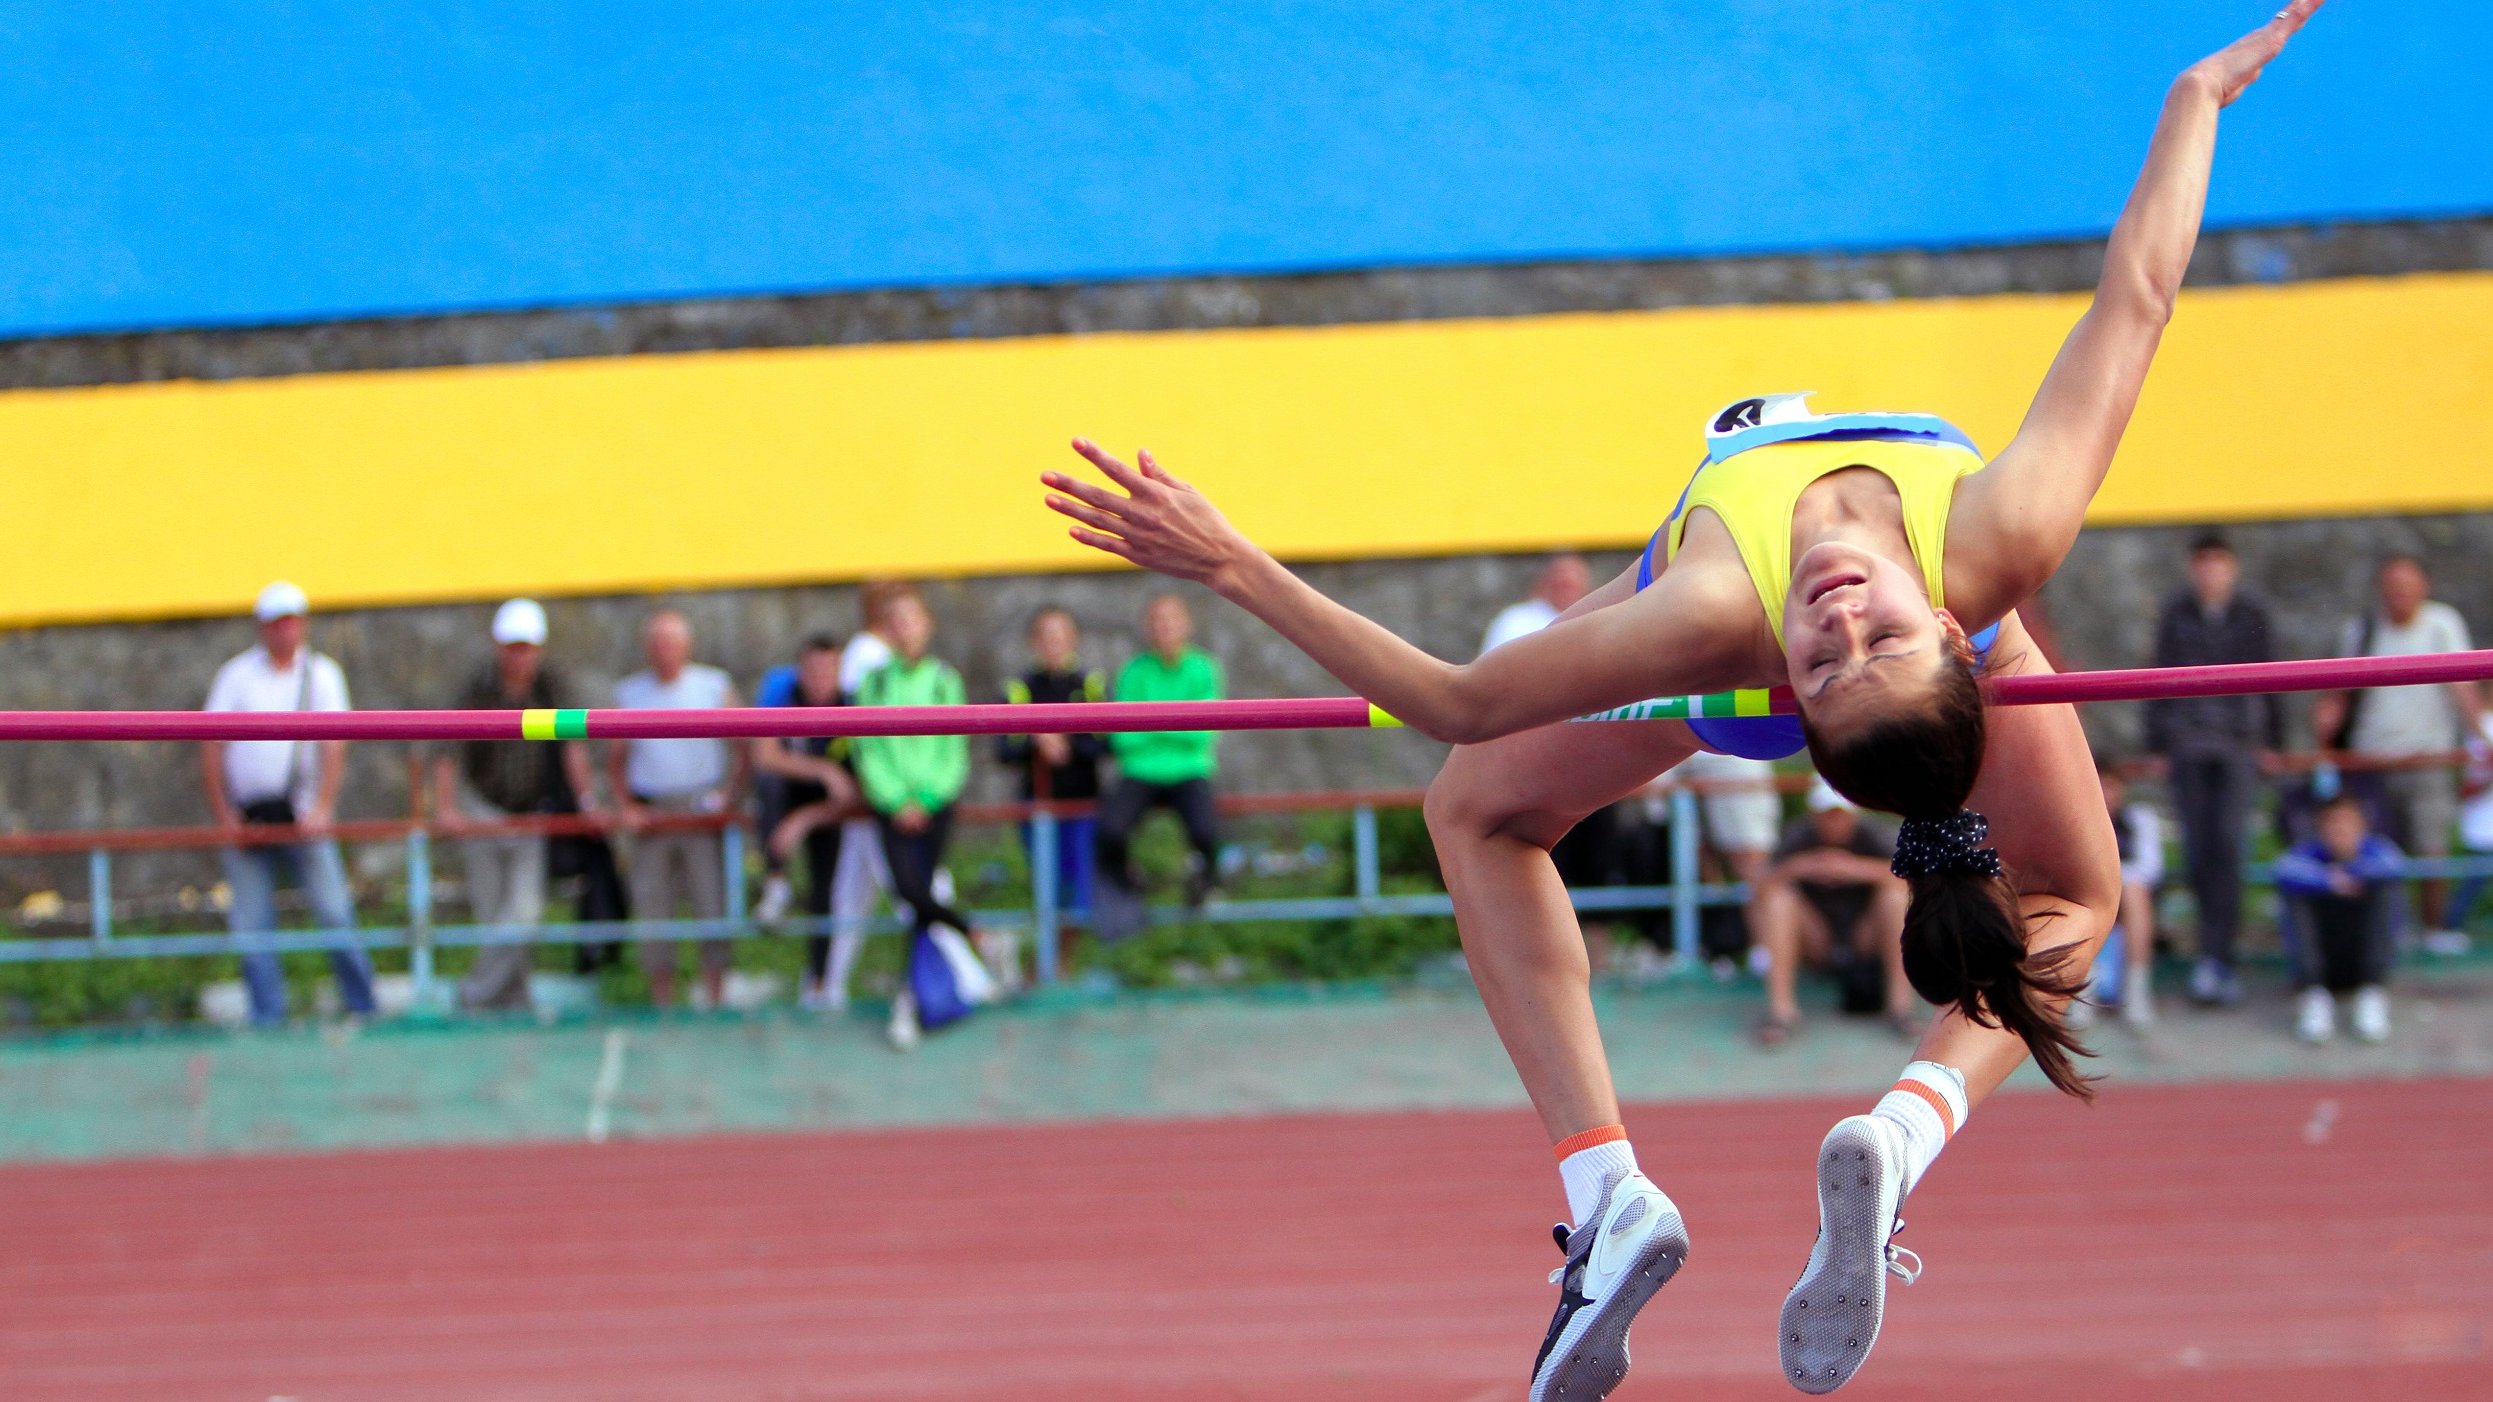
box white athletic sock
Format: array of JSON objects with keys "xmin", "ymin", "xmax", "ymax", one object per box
[
  {"xmin": 1554, "ymin": 1125, "xmax": 1639, "ymax": 1229},
  {"xmin": 1871, "ymin": 1061, "xmax": 1970, "ymax": 1196}
]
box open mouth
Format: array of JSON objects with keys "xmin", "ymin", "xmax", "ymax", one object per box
[{"xmin": 1806, "ymin": 572, "xmax": 1867, "ymax": 606}]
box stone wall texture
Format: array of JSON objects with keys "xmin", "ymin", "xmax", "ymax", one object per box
[
  {"xmin": 2, "ymin": 216, "xmax": 2485, "ymax": 898},
  {"xmin": 3, "ymin": 511, "xmax": 2489, "ymax": 900}
]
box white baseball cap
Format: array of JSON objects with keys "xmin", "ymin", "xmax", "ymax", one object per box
[
  {"xmin": 491, "ymin": 597, "xmax": 549, "ymax": 646},
  {"xmin": 253, "ymin": 580, "xmax": 309, "ymax": 621},
  {"xmin": 1806, "ymin": 778, "xmax": 1856, "ymax": 814}
]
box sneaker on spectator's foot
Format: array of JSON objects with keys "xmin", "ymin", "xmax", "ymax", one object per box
[
  {"xmin": 886, "ymin": 991, "xmax": 920, "ymax": 1051},
  {"xmin": 2121, "ymin": 988, "xmax": 2156, "ymax": 1029},
  {"xmin": 2420, "ymin": 928, "xmax": 2472, "ymax": 958},
  {"xmin": 2351, "ymin": 985, "xmax": 2391, "ymax": 1043},
  {"xmin": 1529, "ymin": 1169, "xmax": 1689, "ymax": 1402},
  {"xmin": 2064, "ymin": 993, "xmax": 2098, "ymax": 1031},
  {"xmin": 1780, "ymin": 1115, "xmax": 1919, "ymax": 1394},
  {"xmin": 755, "ymin": 875, "xmax": 793, "ymax": 925},
  {"xmin": 1183, "ymin": 867, "xmax": 1215, "ymax": 911},
  {"xmin": 2189, "ymin": 959, "xmax": 2243, "ymax": 1007},
  {"xmin": 2295, "ymin": 987, "xmax": 2335, "ymax": 1044}
]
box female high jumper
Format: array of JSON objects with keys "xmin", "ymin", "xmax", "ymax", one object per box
[{"xmin": 1042, "ymin": 5, "xmax": 2323, "ymax": 1395}]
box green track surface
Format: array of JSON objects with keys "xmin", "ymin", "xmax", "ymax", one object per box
[{"xmin": 3, "ymin": 959, "xmax": 2489, "ymax": 1164}]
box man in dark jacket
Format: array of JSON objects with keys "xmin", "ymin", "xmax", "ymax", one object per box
[
  {"xmin": 999, "ymin": 607, "xmax": 1106, "ymax": 921},
  {"xmin": 2145, "ymin": 533, "xmax": 2280, "ymax": 1006}
]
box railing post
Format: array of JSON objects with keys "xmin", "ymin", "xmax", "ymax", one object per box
[
  {"xmin": 723, "ymin": 821, "xmax": 748, "ymax": 925},
  {"xmin": 1668, "ymin": 785, "xmax": 1700, "ymax": 968},
  {"xmin": 1031, "ymin": 807, "xmax": 1060, "ymax": 984},
  {"xmin": 88, "ymin": 847, "xmax": 112, "ymax": 946},
  {"xmin": 1352, "ymin": 804, "xmax": 1381, "ymax": 906},
  {"xmin": 407, "ymin": 827, "xmax": 436, "ymax": 1000}
]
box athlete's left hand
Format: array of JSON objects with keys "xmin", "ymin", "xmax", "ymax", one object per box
[
  {"xmin": 2181, "ymin": 0, "xmax": 2324, "ymax": 108},
  {"xmin": 1045, "ymin": 441, "xmax": 1256, "ymax": 589}
]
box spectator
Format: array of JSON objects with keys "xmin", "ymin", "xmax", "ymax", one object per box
[
  {"xmin": 2273, "ymin": 792, "xmax": 2404, "ymax": 1044},
  {"xmin": 433, "ymin": 599, "xmax": 598, "ymax": 1013},
  {"xmin": 829, "ymin": 583, "xmax": 906, "ymax": 960},
  {"xmin": 2073, "ymin": 758, "xmax": 2164, "ymax": 1029},
  {"xmin": 1679, "ymin": 750, "xmax": 1781, "ymax": 970},
  {"xmin": 2313, "ymin": 556, "xmax": 2485, "ymax": 946},
  {"xmin": 1750, "ymin": 781, "xmax": 1910, "ymax": 1045},
  {"xmin": 1100, "ymin": 593, "xmax": 1225, "ymax": 915},
  {"xmin": 1480, "ymin": 554, "xmax": 1625, "ymax": 954},
  {"xmin": 1481, "ymin": 553, "xmax": 1591, "ymax": 654},
  {"xmin": 609, "ymin": 609, "xmax": 745, "ymax": 1009},
  {"xmin": 2450, "ymin": 714, "xmax": 2493, "ymax": 943},
  {"xmin": 999, "ymin": 607, "xmax": 1106, "ymax": 925},
  {"xmin": 200, "ymin": 581, "xmax": 377, "ymax": 1026},
  {"xmin": 2145, "ymin": 532, "xmax": 2278, "ymax": 1007},
  {"xmin": 749, "ymin": 635, "xmax": 864, "ymax": 1011},
  {"xmin": 852, "ymin": 591, "xmax": 985, "ymax": 1048}
]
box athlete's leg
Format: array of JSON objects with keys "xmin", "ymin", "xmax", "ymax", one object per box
[
  {"xmin": 1428, "ymin": 717, "xmax": 1700, "ymax": 1139},
  {"xmin": 1782, "ymin": 615, "xmax": 2120, "ymax": 1394}
]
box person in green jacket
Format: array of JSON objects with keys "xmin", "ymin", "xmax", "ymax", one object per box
[
  {"xmin": 1101, "ymin": 593, "xmax": 1225, "ymax": 908},
  {"xmin": 852, "ymin": 592, "xmax": 983, "ymax": 1043}
]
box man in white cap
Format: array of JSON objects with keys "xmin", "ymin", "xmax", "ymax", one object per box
[
  {"xmin": 201, "ymin": 581, "xmax": 377, "ymax": 1025},
  {"xmin": 1747, "ymin": 778, "xmax": 1913, "ymax": 1046},
  {"xmin": 432, "ymin": 598, "xmax": 599, "ymax": 1012}
]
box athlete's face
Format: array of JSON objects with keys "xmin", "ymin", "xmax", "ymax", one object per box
[{"xmin": 1782, "ymin": 542, "xmax": 1964, "ymax": 742}]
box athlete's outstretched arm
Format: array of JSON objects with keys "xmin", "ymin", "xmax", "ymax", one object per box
[
  {"xmin": 1953, "ymin": 1, "xmax": 2324, "ymax": 612},
  {"xmin": 1041, "ymin": 441, "xmax": 1758, "ymax": 744}
]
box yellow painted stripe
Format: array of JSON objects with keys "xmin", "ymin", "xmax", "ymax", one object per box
[
  {"xmin": 1732, "ymin": 689, "xmax": 1772, "ymax": 718},
  {"xmin": 1, "ymin": 272, "xmax": 2487, "ymax": 626},
  {"xmin": 1366, "ymin": 702, "xmax": 1403, "ymax": 730},
  {"xmin": 519, "ymin": 709, "xmax": 558, "ymax": 741}
]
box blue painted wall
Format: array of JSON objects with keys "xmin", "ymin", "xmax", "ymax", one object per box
[{"xmin": 0, "ymin": 2, "xmax": 2483, "ymax": 336}]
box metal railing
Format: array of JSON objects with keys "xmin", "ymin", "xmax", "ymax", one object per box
[{"xmin": 4, "ymin": 752, "xmax": 2488, "ymax": 1001}]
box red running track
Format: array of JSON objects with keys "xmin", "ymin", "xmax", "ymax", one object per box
[{"xmin": 3, "ymin": 1077, "xmax": 2487, "ymax": 1401}]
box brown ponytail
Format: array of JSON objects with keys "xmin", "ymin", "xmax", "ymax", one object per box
[{"xmin": 1801, "ymin": 652, "xmax": 2096, "ymax": 1098}]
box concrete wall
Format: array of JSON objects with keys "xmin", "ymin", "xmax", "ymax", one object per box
[{"xmin": 4, "ymin": 511, "xmax": 2487, "ymax": 902}]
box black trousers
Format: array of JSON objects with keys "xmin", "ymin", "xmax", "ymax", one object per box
[
  {"xmin": 2170, "ymin": 751, "xmax": 2259, "ymax": 966},
  {"xmin": 2286, "ymin": 887, "xmax": 2396, "ymax": 992},
  {"xmin": 877, "ymin": 808, "xmax": 975, "ymax": 938},
  {"xmin": 1097, "ymin": 777, "xmax": 1219, "ymax": 890},
  {"xmin": 796, "ymin": 815, "xmax": 844, "ymax": 981}
]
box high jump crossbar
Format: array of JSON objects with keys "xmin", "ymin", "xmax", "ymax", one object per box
[{"xmin": 0, "ymin": 650, "xmax": 2485, "ymax": 743}]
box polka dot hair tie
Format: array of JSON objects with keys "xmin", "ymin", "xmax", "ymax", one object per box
[{"xmin": 1891, "ymin": 809, "xmax": 2002, "ymax": 879}]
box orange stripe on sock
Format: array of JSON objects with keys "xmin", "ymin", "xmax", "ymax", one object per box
[
  {"xmin": 1552, "ymin": 1124, "xmax": 1628, "ymax": 1160},
  {"xmin": 1892, "ymin": 1079, "xmax": 1956, "ymax": 1138}
]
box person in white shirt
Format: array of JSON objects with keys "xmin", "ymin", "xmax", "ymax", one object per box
[
  {"xmin": 609, "ymin": 609, "xmax": 745, "ymax": 1008},
  {"xmin": 200, "ymin": 581, "xmax": 378, "ymax": 1026},
  {"xmin": 2312, "ymin": 556, "xmax": 2486, "ymax": 938},
  {"xmin": 1480, "ymin": 554, "xmax": 1591, "ymax": 655}
]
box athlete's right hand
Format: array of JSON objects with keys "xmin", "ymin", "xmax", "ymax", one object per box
[
  {"xmin": 2180, "ymin": 0, "xmax": 2323, "ymax": 108},
  {"xmin": 1045, "ymin": 440, "xmax": 1257, "ymax": 589}
]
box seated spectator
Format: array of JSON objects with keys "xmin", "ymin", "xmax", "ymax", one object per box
[
  {"xmin": 610, "ymin": 609, "xmax": 745, "ymax": 1009},
  {"xmin": 1100, "ymin": 594, "xmax": 1225, "ymax": 919},
  {"xmin": 435, "ymin": 599, "xmax": 598, "ymax": 1013},
  {"xmin": 1750, "ymin": 781, "xmax": 1911, "ymax": 1045},
  {"xmin": 998, "ymin": 607, "xmax": 1106, "ymax": 925},
  {"xmin": 2073, "ymin": 758, "xmax": 2163, "ymax": 1029},
  {"xmin": 852, "ymin": 591, "xmax": 997, "ymax": 1048},
  {"xmin": 750, "ymin": 635, "xmax": 864, "ymax": 1011},
  {"xmin": 2274, "ymin": 792, "xmax": 2405, "ymax": 1044}
]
